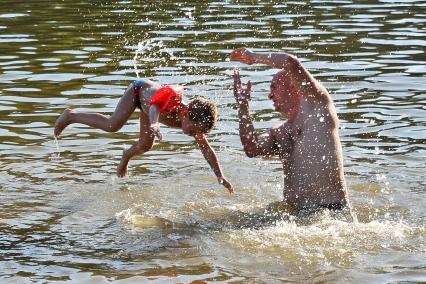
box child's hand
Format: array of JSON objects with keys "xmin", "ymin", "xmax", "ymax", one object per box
[
  {"xmin": 218, "ymin": 177, "xmax": 234, "ymax": 194},
  {"xmin": 150, "ymin": 123, "xmax": 163, "ymax": 141}
]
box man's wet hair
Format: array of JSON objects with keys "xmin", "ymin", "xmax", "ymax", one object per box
[{"xmin": 188, "ymin": 97, "xmax": 218, "ymax": 133}]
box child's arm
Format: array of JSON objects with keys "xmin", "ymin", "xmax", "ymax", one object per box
[
  {"xmin": 149, "ymin": 105, "xmax": 163, "ymax": 141},
  {"xmin": 194, "ymin": 133, "xmax": 234, "ymax": 194}
]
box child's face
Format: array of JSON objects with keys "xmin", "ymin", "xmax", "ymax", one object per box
[{"xmin": 181, "ymin": 117, "xmax": 206, "ymax": 136}]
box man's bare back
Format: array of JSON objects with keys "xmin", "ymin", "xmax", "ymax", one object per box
[{"xmin": 230, "ymin": 48, "xmax": 349, "ymax": 212}]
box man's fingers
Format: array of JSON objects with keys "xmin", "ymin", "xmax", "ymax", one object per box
[
  {"xmin": 229, "ymin": 48, "xmax": 245, "ymax": 61},
  {"xmin": 233, "ymin": 69, "xmax": 238, "ymax": 92},
  {"xmin": 247, "ymin": 80, "xmax": 252, "ymax": 93},
  {"xmin": 229, "ymin": 50, "xmax": 237, "ymax": 60},
  {"xmin": 229, "ymin": 50, "xmax": 239, "ymax": 61},
  {"xmin": 236, "ymin": 70, "xmax": 241, "ymax": 89},
  {"xmin": 233, "ymin": 68, "xmax": 241, "ymax": 90}
]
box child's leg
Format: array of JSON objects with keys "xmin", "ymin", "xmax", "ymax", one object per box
[
  {"xmin": 54, "ymin": 84, "xmax": 138, "ymax": 137},
  {"xmin": 117, "ymin": 111, "xmax": 155, "ymax": 177}
]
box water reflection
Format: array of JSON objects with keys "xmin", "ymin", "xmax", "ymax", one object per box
[{"xmin": 0, "ymin": 0, "xmax": 425, "ymax": 282}]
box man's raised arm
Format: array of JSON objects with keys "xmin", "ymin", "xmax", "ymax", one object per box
[
  {"xmin": 233, "ymin": 69, "xmax": 278, "ymax": 158},
  {"xmin": 229, "ymin": 48, "xmax": 328, "ymax": 102}
]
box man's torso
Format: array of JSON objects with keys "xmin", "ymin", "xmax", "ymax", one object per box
[{"xmin": 274, "ymin": 101, "xmax": 348, "ymax": 210}]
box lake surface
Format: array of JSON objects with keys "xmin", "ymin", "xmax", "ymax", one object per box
[{"xmin": 0, "ymin": 0, "xmax": 425, "ymax": 283}]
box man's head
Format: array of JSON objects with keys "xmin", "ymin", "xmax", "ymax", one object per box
[
  {"xmin": 269, "ymin": 70, "xmax": 301, "ymax": 115},
  {"xmin": 182, "ymin": 97, "xmax": 218, "ymax": 136}
]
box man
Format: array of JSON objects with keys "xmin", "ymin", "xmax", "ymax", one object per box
[{"xmin": 230, "ymin": 47, "xmax": 350, "ymax": 215}]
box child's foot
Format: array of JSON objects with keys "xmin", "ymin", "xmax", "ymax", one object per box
[{"xmin": 54, "ymin": 108, "xmax": 73, "ymax": 137}]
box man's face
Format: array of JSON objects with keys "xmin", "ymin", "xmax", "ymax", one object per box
[{"xmin": 269, "ymin": 72, "xmax": 295, "ymax": 114}]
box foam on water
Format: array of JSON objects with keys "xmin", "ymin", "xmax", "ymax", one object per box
[
  {"xmin": 116, "ymin": 208, "xmax": 169, "ymax": 228},
  {"xmin": 226, "ymin": 217, "xmax": 416, "ymax": 251},
  {"xmin": 210, "ymin": 216, "xmax": 423, "ymax": 278},
  {"xmin": 116, "ymin": 202, "xmax": 424, "ymax": 271},
  {"xmin": 227, "ymin": 217, "xmax": 420, "ymax": 269}
]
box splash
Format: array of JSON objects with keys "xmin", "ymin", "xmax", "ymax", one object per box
[
  {"xmin": 116, "ymin": 207, "xmax": 178, "ymax": 231},
  {"xmin": 223, "ymin": 213, "xmax": 422, "ymax": 269},
  {"xmin": 54, "ymin": 136, "xmax": 59, "ymax": 151},
  {"xmin": 49, "ymin": 136, "xmax": 61, "ymax": 161},
  {"xmin": 116, "ymin": 208, "xmax": 134, "ymax": 223},
  {"xmin": 133, "ymin": 39, "xmax": 177, "ymax": 78}
]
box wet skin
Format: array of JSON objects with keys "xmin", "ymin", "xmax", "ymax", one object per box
[
  {"xmin": 230, "ymin": 47, "xmax": 349, "ymax": 211},
  {"xmin": 54, "ymin": 79, "xmax": 234, "ymax": 193}
]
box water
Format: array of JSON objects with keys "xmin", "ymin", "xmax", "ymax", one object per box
[{"xmin": 0, "ymin": 0, "xmax": 425, "ymax": 282}]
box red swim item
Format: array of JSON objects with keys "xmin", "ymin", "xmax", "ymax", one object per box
[{"xmin": 149, "ymin": 85, "xmax": 184, "ymax": 113}]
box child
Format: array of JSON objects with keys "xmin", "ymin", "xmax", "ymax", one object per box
[{"xmin": 54, "ymin": 79, "xmax": 234, "ymax": 193}]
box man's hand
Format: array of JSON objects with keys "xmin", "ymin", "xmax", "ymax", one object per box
[
  {"xmin": 218, "ymin": 177, "xmax": 234, "ymax": 194},
  {"xmin": 233, "ymin": 69, "xmax": 252, "ymax": 106},
  {"xmin": 229, "ymin": 47, "xmax": 256, "ymax": 65},
  {"xmin": 150, "ymin": 123, "xmax": 163, "ymax": 141}
]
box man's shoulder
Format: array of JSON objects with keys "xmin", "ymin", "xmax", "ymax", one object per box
[{"xmin": 300, "ymin": 82, "xmax": 334, "ymax": 106}]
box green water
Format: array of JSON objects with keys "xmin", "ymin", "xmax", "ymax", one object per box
[{"xmin": 0, "ymin": 1, "xmax": 425, "ymax": 283}]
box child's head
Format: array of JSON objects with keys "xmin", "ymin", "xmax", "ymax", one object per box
[{"xmin": 182, "ymin": 97, "xmax": 218, "ymax": 135}]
